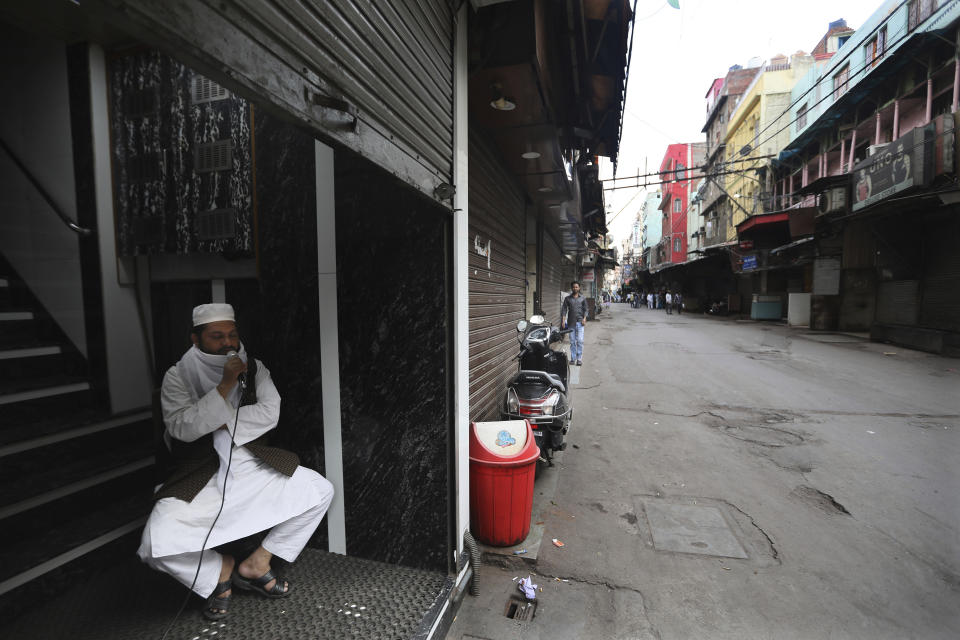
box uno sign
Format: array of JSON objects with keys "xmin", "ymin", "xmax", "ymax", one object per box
[{"xmin": 852, "ymin": 114, "xmax": 955, "ymax": 212}]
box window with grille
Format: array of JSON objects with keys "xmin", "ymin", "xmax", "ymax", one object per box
[
  {"xmin": 674, "ymin": 198, "xmax": 682, "ymax": 213},
  {"xmin": 909, "ymin": 0, "xmax": 938, "ymax": 31},
  {"xmin": 833, "ymin": 65, "xmax": 850, "ymax": 100},
  {"xmin": 797, "ymin": 104, "xmax": 808, "ymax": 131}
]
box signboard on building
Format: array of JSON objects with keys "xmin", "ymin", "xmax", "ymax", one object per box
[
  {"xmin": 623, "ymin": 265, "xmax": 633, "ymax": 278},
  {"xmin": 581, "ymin": 268, "xmax": 595, "ymax": 283},
  {"xmin": 742, "ymin": 254, "xmax": 758, "ymax": 271},
  {"xmin": 813, "ymin": 257, "xmax": 841, "ymax": 295},
  {"xmin": 852, "ymin": 124, "xmax": 934, "ymax": 211}
]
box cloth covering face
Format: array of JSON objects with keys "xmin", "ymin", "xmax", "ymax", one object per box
[{"xmin": 138, "ymin": 346, "xmax": 332, "ymax": 563}]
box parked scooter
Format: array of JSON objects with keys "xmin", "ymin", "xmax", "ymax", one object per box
[{"xmin": 500, "ymin": 315, "xmax": 573, "ymax": 468}]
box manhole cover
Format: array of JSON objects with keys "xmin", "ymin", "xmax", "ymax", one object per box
[
  {"xmin": 504, "ymin": 595, "xmax": 537, "ymax": 621},
  {"xmin": 643, "ymin": 502, "xmax": 748, "ymax": 559}
]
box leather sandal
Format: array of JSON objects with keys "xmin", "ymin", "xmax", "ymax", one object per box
[
  {"xmin": 203, "ymin": 579, "xmax": 232, "ymax": 620},
  {"xmin": 233, "ymin": 569, "xmax": 291, "ymax": 599}
]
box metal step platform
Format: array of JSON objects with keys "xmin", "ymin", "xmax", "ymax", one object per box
[{"xmin": 5, "ymin": 548, "xmax": 451, "ymax": 640}]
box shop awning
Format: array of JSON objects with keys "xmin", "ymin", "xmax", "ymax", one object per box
[
  {"xmin": 698, "ymin": 239, "xmax": 738, "ymax": 252},
  {"xmin": 736, "ymin": 212, "xmax": 789, "ymax": 235},
  {"xmin": 770, "ymin": 236, "xmax": 815, "ymax": 254}
]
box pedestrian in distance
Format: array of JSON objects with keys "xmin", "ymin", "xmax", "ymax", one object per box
[
  {"xmin": 648, "ymin": 292, "xmax": 653, "ymax": 310},
  {"xmin": 665, "ymin": 291, "xmax": 673, "ymax": 314},
  {"xmin": 675, "ymin": 291, "xmax": 683, "ymax": 315},
  {"xmin": 561, "ymin": 281, "xmax": 588, "ymax": 366}
]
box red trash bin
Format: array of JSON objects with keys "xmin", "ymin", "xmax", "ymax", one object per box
[{"xmin": 469, "ymin": 419, "xmax": 540, "ymax": 546}]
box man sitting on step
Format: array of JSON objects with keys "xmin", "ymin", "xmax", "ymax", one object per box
[{"xmin": 137, "ymin": 303, "xmax": 334, "ymax": 620}]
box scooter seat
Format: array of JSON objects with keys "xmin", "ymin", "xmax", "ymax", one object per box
[{"xmin": 514, "ymin": 370, "xmax": 566, "ymax": 394}]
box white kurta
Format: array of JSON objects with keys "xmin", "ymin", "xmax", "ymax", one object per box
[{"xmin": 138, "ymin": 358, "xmax": 325, "ymax": 560}]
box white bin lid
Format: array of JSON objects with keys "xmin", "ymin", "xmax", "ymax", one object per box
[{"xmin": 473, "ymin": 420, "xmax": 528, "ymax": 457}]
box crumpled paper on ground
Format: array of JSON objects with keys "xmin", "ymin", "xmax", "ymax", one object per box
[{"xmin": 518, "ymin": 575, "xmax": 538, "ymax": 600}]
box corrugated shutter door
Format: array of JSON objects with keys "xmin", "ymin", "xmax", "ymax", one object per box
[
  {"xmin": 103, "ymin": 1, "xmax": 454, "ymax": 192},
  {"xmin": 921, "ymin": 220, "xmax": 960, "ymax": 331},
  {"xmin": 542, "ymin": 233, "xmax": 564, "ymax": 326},
  {"xmin": 875, "ymin": 280, "xmax": 920, "ymax": 326},
  {"xmin": 468, "ymin": 128, "xmax": 527, "ymax": 421},
  {"xmin": 233, "ymin": 0, "xmax": 454, "ymax": 179}
]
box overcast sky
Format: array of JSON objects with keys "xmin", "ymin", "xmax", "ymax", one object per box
[{"xmin": 600, "ymin": 0, "xmax": 887, "ymax": 245}]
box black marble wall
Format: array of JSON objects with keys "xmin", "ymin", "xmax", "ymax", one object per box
[
  {"xmin": 146, "ymin": 108, "xmax": 451, "ymax": 572},
  {"xmin": 334, "ymin": 151, "xmax": 452, "ymax": 573},
  {"xmin": 109, "ymin": 51, "xmax": 253, "ymax": 256}
]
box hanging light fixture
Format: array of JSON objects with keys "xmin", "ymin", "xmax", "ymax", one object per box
[{"xmin": 489, "ymin": 82, "xmax": 516, "ymax": 111}]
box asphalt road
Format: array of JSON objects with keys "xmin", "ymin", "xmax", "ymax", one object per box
[{"xmin": 447, "ymin": 305, "xmax": 960, "ymax": 640}]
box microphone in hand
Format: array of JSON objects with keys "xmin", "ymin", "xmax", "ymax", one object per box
[{"xmin": 225, "ymin": 350, "xmax": 247, "ymax": 389}]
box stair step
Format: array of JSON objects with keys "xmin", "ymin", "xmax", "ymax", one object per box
[
  {"xmin": 0, "ymin": 380, "xmax": 90, "ymax": 405},
  {"xmin": 0, "ymin": 408, "xmax": 152, "ymax": 456},
  {"xmin": 0, "ymin": 311, "xmax": 33, "ymax": 321},
  {"xmin": 0, "ymin": 431, "xmax": 155, "ymax": 508},
  {"xmin": 0, "ymin": 344, "xmax": 85, "ymax": 384},
  {"xmin": 0, "ymin": 457, "xmax": 154, "ymax": 519},
  {"xmin": 0, "ymin": 320, "xmax": 41, "ymax": 347},
  {"xmin": 0, "ymin": 345, "xmax": 61, "ymax": 360},
  {"xmin": 0, "ymin": 490, "xmax": 150, "ymax": 594}
]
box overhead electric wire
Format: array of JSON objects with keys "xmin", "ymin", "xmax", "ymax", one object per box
[{"xmin": 605, "ymin": 0, "xmax": 924, "ymax": 193}]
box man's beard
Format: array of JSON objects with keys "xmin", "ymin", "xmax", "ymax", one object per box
[{"xmin": 198, "ymin": 344, "xmax": 239, "ymax": 355}]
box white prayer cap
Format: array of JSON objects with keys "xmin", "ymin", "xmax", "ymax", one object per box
[{"xmin": 192, "ymin": 303, "xmax": 236, "ymax": 326}]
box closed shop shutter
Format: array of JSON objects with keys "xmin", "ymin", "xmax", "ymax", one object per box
[
  {"xmin": 542, "ymin": 233, "xmax": 564, "ymax": 326},
  {"xmin": 468, "ymin": 128, "xmax": 527, "ymax": 421},
  {"xmin": 875, "ymin": 280, "xmax": 920, "ymax": 326},
  {"xmin": 921, "ymin": 218, "xmax": 960, "ymax": 331},
  {"xmin": 101, "ymin": 0, "xmax": 454, "ymax": 194}
]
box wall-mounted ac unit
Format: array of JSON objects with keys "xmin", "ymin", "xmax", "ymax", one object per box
[{"xmin": 817, "ymin": 187, "xmax": 847, "ymax": 215}]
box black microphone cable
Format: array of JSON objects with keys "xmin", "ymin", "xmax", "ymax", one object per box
[{"xmin": 159, "ymin": 392, "xmax": 242, "ymax": 640}]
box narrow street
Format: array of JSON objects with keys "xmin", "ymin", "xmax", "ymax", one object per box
[{"xmin": 448, "ymin": 307, "xmax": 960, "ymax": 640}]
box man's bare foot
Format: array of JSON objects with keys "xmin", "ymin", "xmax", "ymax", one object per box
[{"xmin": 236, "ymin": 546, "xmax": 289, "ymax": 595}]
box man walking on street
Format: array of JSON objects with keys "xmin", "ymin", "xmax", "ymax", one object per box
[
  {"xmin": 675, "ymin": 291, "xmax": 683, "ymax": 315},
  {"xmin": 665, "ymin": 291, "xmax": 673, "ymax": 314},
  {"xmin": 562, "ymin": 281, "xmax": 588, "ymax": 366}
]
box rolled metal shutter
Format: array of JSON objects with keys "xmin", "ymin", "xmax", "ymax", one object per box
[
  {"xmin": 542, "ymin": 232, "xmax": 564, "ymax": 326},
  {"xmin": 95, "ymin": 0, "xmax": 454, "ymax": 195},
  {"xmin": 875, "ymin": 280, "xmax": 920, "ymax": 326},
  {"xmin": 468, "ymin": 128, "xmax": 527, "ymax": 421},
  {"xmin": 920, "ymin": 219, "xmax": 960, "ymax": 332}
]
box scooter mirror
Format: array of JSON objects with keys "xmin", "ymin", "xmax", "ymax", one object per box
[
  {"xmin": 516, "ymin": 320, "xmax": 528, "ymax": 332},
  {"xmin": 529, "ymin": 314, "xmax": 545, "ymax": 324}
]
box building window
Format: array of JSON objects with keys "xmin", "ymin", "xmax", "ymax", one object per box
[
  {"xmin": 833, "ymin": 65, "xmax": 849, "ymax": 100},
  {"xmin": 909, "ymin": 0, "xmax": 938, "ymax": 31},
  {"xmin": 797, "ymin": 103, "xmax": 807, "ymax": 131},
  {"xmin": 673, "ymin": 198, "xmax": 682, "ymax": 213},
  {"xmin": 866, "ymin": 26, "xmax": 888, "ymax": 68},
  {"xmin": 674, "ymin": 237, "xmax": 681, "ymax": 252}
]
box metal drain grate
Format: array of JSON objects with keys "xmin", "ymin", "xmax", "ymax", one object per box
[
  {"xmin": 504, "ymin": 595, "xmax": 537, "ymax": 621},
  {"xmin": 5, "ymin": 549, "xmax": 449, "ymax": 640}
]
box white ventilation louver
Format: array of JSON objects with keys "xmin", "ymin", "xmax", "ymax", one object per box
[
  {"xmin": 195, "ymin": 140, "xmax": 234, "ymax": 173},
  {"xmin": 191, "ymin": 75, "xmax": 229, "ymax": 104}
]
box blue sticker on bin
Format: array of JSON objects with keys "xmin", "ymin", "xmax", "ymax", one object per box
[{"xmin": 495, "ymin": 430, "xmax": 517, "ymax": 447}]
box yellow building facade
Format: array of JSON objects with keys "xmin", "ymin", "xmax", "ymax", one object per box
[{"xmin": 723, "ymin": 54, "xmax": 813, "ymax": 240}]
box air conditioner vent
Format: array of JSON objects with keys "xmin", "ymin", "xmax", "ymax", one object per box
[
  {"xmin": 191, "ymin": 75, "xmax": 229, "ymax": 104},
  {"xmin": 196, "ymin": 208, "xmax": 237, "ymax": 240},
  {"xmin": 127, "ymin": 151, "xmax": 163, "ymax": 183},
  {"xmin": 195, "ymin": 140, "xmax": 233, "ymax": 173},
  {"xmin": 817, "ymin": 187, "xmax": 847, "ymax": 216}
]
